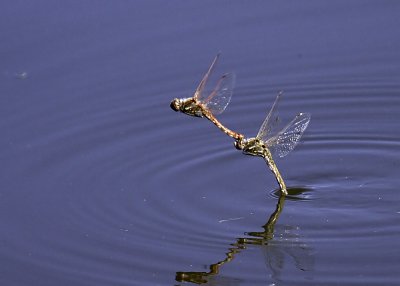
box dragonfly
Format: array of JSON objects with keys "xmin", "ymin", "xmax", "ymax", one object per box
[
  {"xmin": 170, "ymin": 54, "xmax": 244, "ymax": 141},
  {"xmin": 234, "ymin": 92, "xmax": 311, "ymax": 195}
]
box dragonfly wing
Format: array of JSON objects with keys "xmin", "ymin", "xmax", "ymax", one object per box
[
  {"xmin": 202, "ymin": 72, "xmax": 235, "ymax": 115},
  {"xmin": 256, "ymin": 92, "xmax": 283, "ymax": 141},
  {"xmin": 194, "ymin": 53, "xmax": 220, "ymax": 101},
  {"xmin": 266, "ymin": 113, "xmax": 311, "ymax": 158}
]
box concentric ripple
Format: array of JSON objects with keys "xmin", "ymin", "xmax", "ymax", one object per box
[{"xmin": 1, "ymin": 2, "xmax": 400, "ymax": 285}]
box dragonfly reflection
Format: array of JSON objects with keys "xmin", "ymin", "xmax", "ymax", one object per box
[
  {"xmin": 170, "ymin": 54, "xmax": 244, "ymax": 141},
  {"xmin": 176, "ymin": 190, "xmax": 314, "ymax": 285},
  {"xmin": 234, "ymin": 92, "xmax": 311, "ymax": 195}
]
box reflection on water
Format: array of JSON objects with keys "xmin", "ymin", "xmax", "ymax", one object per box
[
  {"xmin": 271, "ymin": 186, "xmax": 315, "ymax": 201},
  {"xmin": 176, "ymin": 188, "xmax": 314, "ymax": 285}
]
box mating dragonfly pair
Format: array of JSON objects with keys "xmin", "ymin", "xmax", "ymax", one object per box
[{"xmin": 170, "ymin": 54, "xmax": 311, "ymax": 195}]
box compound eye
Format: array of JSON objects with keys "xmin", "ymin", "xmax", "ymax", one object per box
[{"xmin": 170, "ymin": 99, "xmax": 180, "ymax": 111}]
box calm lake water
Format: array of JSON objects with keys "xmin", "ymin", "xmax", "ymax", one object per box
[{"xmin": 1, "ymin": 1, "xmax": 400, "ymax": 285}]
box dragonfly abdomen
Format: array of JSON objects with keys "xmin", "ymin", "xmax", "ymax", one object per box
[
  {"xmin": 202, "ymin": 108, "xmax": 243, "ymax": 140},
  {"xmin": 263, "ymin": 148, "xmax": 287, "ymax": 195}
]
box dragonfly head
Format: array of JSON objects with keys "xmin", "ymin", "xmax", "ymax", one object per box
[
  {"xmin": 170, "ymin": 98, "xmax": 181, "ymax": 112},
  {"xmin": 234, "ymin": 137, "xmax": 245, "ymax": 150},
  {"xmin": 239, "ymin": 138, "xmax": 265, "ymax": 157}
]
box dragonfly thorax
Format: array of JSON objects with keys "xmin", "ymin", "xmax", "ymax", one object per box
[
  {"xmin": 170, "ymin": 98, "xmax": 203, "ymax": 118},
  {"xmin": 237, "ymin": 137, "xmax": 266, "ymax": 157},
  {"xmin": 243, "ymin": 138, "xmax": 265, "ymax": 157}
]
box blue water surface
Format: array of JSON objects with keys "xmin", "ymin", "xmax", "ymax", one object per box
[{"xmin": 1, "ymin": 1, "xmax": 400, "ymax": 285}]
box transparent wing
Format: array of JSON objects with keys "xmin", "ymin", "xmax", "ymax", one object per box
[
  {"xmin": 265, "ymin": 113, "xmax": 311, "ymax": 158},
  {"xmin": 194, "ymin": 53, "xmax": 220, "ymax": 101},
  {"xmin": 256, "ymin": 92, "xmax": 283, "ymax": 141},
  {"xmin": 201, "ymin": 72, "xmax": 235, "ymax": 115}
]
